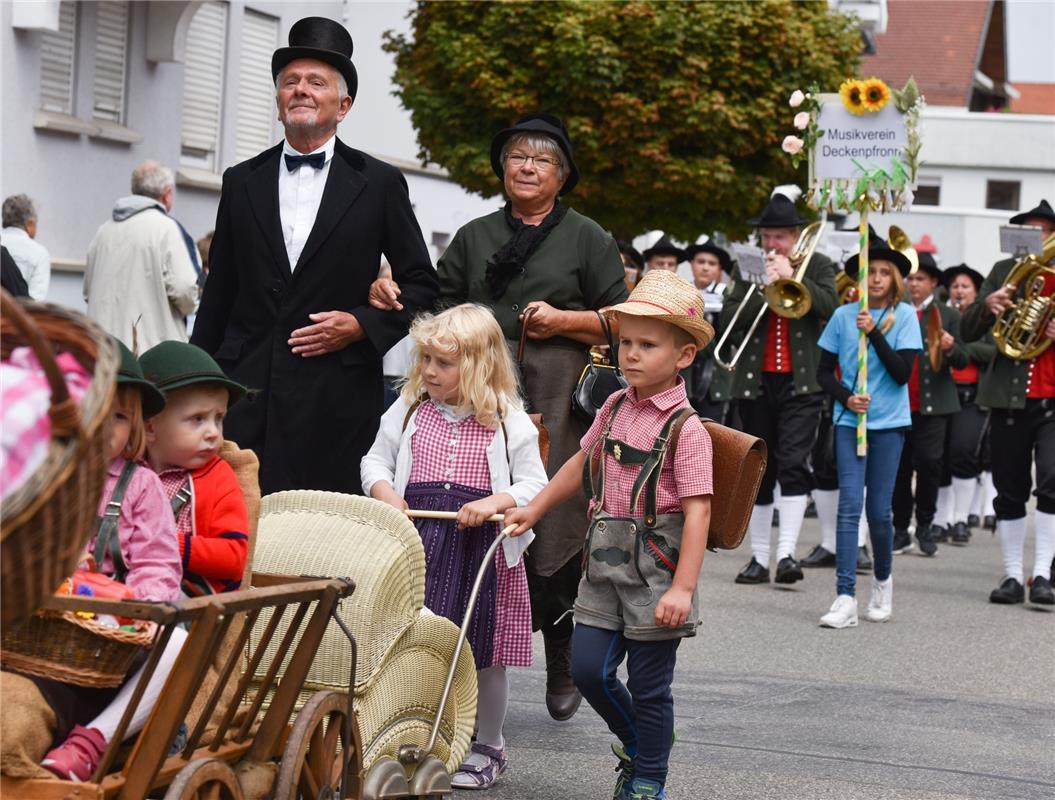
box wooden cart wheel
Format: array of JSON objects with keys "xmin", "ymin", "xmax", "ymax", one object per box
[
  {"xmin": 274, "ymin": 690, "xmax": 359, "ymax": 800},
  {"xmin": 163, "ymin": 757, "xmax": 246, "ymax": 800}
]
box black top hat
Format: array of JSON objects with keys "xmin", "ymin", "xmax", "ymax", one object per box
[
  {"xmin": 1009, "ymin": 199, "xmax": 1055, "ymax": 227},
  {"xmin": 272, "ymin": 17, "xmax": 358, "ymax": 102},
  {"xmin": 748, "ymin": 194, "xmax": 810, "ymax": 228},
  {"xmin": 684, "ymin": 241, "xmax": 732, "ymax": 273},
  {"xmin": 844, "ymin": 227, "xmax": 913, "ymax": 278},
  {"xmin": 490, "ymin": 113, "xmax": 580, "ymax": 196},
  {"xmin": 942, "ymin": 263, "xmax": 984, "ymax": 291},
  {"xmin": 617, "ymin": 240, "xmax": 644, "ymax": 271},
  {"xmin": 642, "ymin": 235, "xmax": 686, "ymax": 263},
  {"xmin": 116, "ymin": 339, "xmax": 166, "ymax": 418}
]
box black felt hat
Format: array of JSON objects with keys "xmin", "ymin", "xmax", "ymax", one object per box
[
  {"xmin": 490, "ymin": 113, "xmax": 580, "ymax": 196},
  {"xmin": 617, "ymin": 240, "xmax": 644, "ymax": 271},
  {"xmin": 915, "ymin": 252, "xmax": 942, "ymax": 281},
  {"xmin": 942, "ymin": 263, "xmax": 984, "ymax": 291},
  {"xmin": 1009, "ymin": 199, "xmax": 1055, "ymax": 227},
  {"xmin": 642, "ymin": 235, "xmax": 686, "ymax": 263},
  {"xmin": 684, "ymin": 241, "xmax": 732, "ymax": 273},
  {"xmin": 272, "ymin": 17, "xmax": 357, "ymax": 101},
  {"xmin": 115, "ymin": 339, "xmax": 166, "ymax": 418},
  {"xmin": 844, "ymin": 227, "xmax": 913, "ymax": 278},
  {"xmin": 747, "ymin": 194, "xmax": 810, "ymax": 228}
]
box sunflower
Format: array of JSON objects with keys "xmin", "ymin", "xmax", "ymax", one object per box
[
  {"xmin": 839, "ymin": 79, "xmax": 866, "ymax": 115},
  {"xmin": 861, "ymin": 77, "xmax": 891, "ymax": 112}
]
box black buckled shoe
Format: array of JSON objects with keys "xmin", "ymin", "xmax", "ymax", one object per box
[
  {"xmin": 735, "ymin": 557, "xmax": 770, "ymax": 584},
  {"xmin": 774, "ymin": 556, "xmax": 804, "ymax": 584},
  {"xmin": 892, "ymin": 528, "xmax": 913, "ymax": 554},
  {"xmin": 1028, "ymin": 576, "xmax": 1055, "ymax": 606},
  {"xmin": 933, "ymin": 524, "xmax": 950, "ymax": 543},
  {"xmin": 916, "ymin": 525, "xmax": 938, "ymax": 557},
  {"xmin": 543, "ymin": 633, "xmax": 582, "ymax": 721},
  {"xmin": 950, "ymin": 522, "xmax": 970, "ymax": 545},
  {"xmin": 989, "ymin": 577, "xmax": 1025, "ymax": 604},
  {"xmin": 801, "ymin": 544, "xmax": 836, "ymax": 568},
  {"xmin": 967, "ymin": 513, "xmax": 980, "ymax": 528},
  {"xmin": 983, "ymin": 515, "xmax": 997, "ymax": 531},
  {"xmin": 856, "ymin": 546, "xmax": 873, "ymax": 574}
]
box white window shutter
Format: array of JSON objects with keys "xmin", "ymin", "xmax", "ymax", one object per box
[
  {"xmin": 92, "ymin": 1, "xmax": 128, "ymax": 123},
  {"xmin": 180, "ymin": 1, "xmax": 228, "ymax": 168},
  {"xmin": 39, "ymin": 1, "xmax": 77, "ymax": 114},
  {"xmin": 236, "ymin": 9, "xmax": 279, "ymax": 163}
]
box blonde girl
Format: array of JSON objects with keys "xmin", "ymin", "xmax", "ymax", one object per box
[{"xmin": 362, "ymin": 303, "xmax": 547, "ymax": 790}]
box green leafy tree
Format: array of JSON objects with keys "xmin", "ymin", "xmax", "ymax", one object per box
[{"xmin": 384, "ymin": 0, "xmax": 860, "ymax": 239}]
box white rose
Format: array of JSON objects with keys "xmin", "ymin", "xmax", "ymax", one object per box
[
  {"xmin": 789, "ymin": 90, "xmax": 805, "ymax": 108},
  {"xmin": 782, "ymin": 135, "xmax": 804, "ymax": 155},
  {"xmin": 793, "ymin": 111, "xmax": 810, "ymax": 130}
]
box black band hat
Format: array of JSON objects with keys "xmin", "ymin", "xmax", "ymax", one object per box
[
  {"xmin": 642, "ymin": 235, "xmax": 686, "ymax": 263},
  {"xmin": 747, "ymin": 194, "xmax": 810, "ymax": 228},
  {"xmin": 1009, "ymin": 199, "xmax": 1055, "ymax": 227},
  {"xmin": 272, "ymin": 17, "xmax": 358, "ymax": 102},
  {"xmin": 844, "ymin": 227, "xmax": 913, "ymax": 278},
  {"xmin": 490, "ymin": 113, "xmax": 580, "ymax": 196},
  {"xmin": 942, "ymin": 263, "xmax": 983, "ymax": 291},
  {"xmin": 915, "ymin": 252, "xmax": 942, "ymax": 281},
  {"xmin": 617, "ymin": 240, "xmax": 644, "ymax": 271},
  {"xmin": 684, "ymin": 241, "xmax": 732, "ymax": 274},
  {"xmin": 115, "ymin": 339, "xmax": 166, "ymax": 418}
]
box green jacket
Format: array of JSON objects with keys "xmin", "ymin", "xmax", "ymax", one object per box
[
  {"xmin": 717, "ymin": 252, "xmax": 837, "ymax": 399},
  {"xmin": 961, "ymin": 258, "xmax": 1033, "ymax": 410},
  {"xmin": 913, "ymin": 300, "xmax": 968, "ymax": 416}
]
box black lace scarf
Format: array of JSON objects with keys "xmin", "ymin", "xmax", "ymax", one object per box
[{"xmin": 484, "ymin": 200, "xmax": 569, "ymax": 301}]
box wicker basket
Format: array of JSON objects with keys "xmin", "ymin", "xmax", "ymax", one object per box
[
  {"xmin": 0, "ymin": 291, "xmax": 118, "ymax": 629},
  {"xmin": 0, "ymin": 611, "xmax": 156, "ymax": 688}
]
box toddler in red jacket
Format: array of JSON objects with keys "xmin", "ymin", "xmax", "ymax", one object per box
[{"xmin": 139, "ymin": 341, "xmax": 249, "ymax": 595}]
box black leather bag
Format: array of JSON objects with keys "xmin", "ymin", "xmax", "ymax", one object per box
[{"xmin": 571, "ymin": 311, "xmax": 628, "ymax": 422}]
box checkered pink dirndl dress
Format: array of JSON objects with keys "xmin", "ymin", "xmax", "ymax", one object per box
[{"xmin": 405, "ymin": 401, "xmax": 532, "ymax": 668}]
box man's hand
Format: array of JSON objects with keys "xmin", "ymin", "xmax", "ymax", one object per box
[
  {"xmin": 1045, "ymin": 317, "xmax": 1055, "ymax": 342},
  {"xmin": 985, "ymin": 285, "xmax": 1016, "ymax": 317},
  {"xmin": 502, "ymin": 504, "xmax": 542, "ymax": 537},
  {"xmin": 940, "ymin": 330, "xmax": 956, "ymax": 352},
  {"xmin": 765, "ymin": 253, "xmax": 793, "ymax": 283},
  {"xmin": 654, "ymin": 586, "xmax": 692, "ymax": 628},
  {"xmin": 368, "ymin": 277, "xmax": 403, "ymax": 311},
  {"xmin": 289, "ymin": 310, "xmax": 362, "ymax": 357},
  {"xmin": 521, "ymin": 301, "xmax": 568, "ymax": 340}
]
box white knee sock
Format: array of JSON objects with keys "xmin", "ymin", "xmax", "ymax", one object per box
[
  {"xmin": 951, "ymin": 477, "xmax": 976, "ymax": 525},
  {"xmin": 750, "ymin": 503, "xmax": 775, "ymax": 567},
  {"xmin": 1033, "ymin": 511, "xmax": 1055, "ymax": 581},
  {"xmin": 776, "ymin": 494, "xmax": 809, "ymax": 561},
  {"xmin": 997, "ymin": 518, "xmax": 1027, "ymax": 585},
  {"xmin": 813, "ymin": 490, "xmax": 839, "ymax": 553},
  {"xmin": 89, "ymin": 627, "xmax": 188, "ymax": 742},
  {"xmin": 934, "ymin": 485, "xmax": 953, "ymax": 528},
  {"xmin": 475, "ymin": 666, "xmax": 509, "ymax": 750},
  {"xmin": 982, "ymin": 472, "xmax": 997, "ymax": 517},
  {"xmin": 970, "ymin": 476, "xmax": 985, "ymax": 518}
]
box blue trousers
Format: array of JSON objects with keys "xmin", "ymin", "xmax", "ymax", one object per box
[
  {"xmin": 571, "ymin": 624, "xmax": 681, "ymax": 784},
  {"xmin": 834, "ymin": 425, "xmax": 905, "ymax": 597}
]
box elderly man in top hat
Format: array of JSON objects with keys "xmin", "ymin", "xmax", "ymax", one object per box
[
  {"xmin": 962, "ymin": 199, "xmax": 1055, "ymax": 607},
  {"xmin": 192, "ymin": 17, "xmax": 438, "ymax": 495},
  {"xmin": 719, "ymin": 194, "xmax": 837, "ymax": 586}
]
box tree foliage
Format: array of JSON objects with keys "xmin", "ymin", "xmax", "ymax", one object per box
[{"xmin": 384, "ymin": 1, "xmax": 860, "ymax": 240}]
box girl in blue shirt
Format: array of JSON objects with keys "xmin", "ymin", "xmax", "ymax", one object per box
[{"xmin": 816, "ymin": 234, "xmax": 922, "ymax": 629}]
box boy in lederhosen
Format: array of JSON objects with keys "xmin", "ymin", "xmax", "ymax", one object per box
[{"xmin": 506, "ymin": 270, "xmax": 714, "ymax": 800}]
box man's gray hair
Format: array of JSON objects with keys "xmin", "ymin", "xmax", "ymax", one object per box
[
  {"xmin": 2, "ymin": 194, "xmax": 37, "ymax": 229},
  {"xmin": 131, "ymin": 161, "xmax": 175, "ymax": 200},
  {"xmin": 274, "ymin": 63, "xmax": 349, "ymax": 101},
  {"xmin": 500, "ymin": 133, "xmax": 567, "ymax": 184}
]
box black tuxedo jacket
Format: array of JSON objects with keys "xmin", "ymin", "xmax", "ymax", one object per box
[{"xmin": 192, "ymin": 138, "xmax": 438, "ymax": 494}]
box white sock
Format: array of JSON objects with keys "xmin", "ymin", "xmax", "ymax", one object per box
[
  {"xmin": 982, "ymin": 472, "xmax": 997, "ymax": 517},
  {"xmin": 750, "ymin": 503, "xmax": 775, "ymax": 567},
  {"xmin": 813, "ymin": 490, "xmax": 839, "ymax": 553},
  {"xmin": 776, "ymin": 494, "xmax": 809, "ymax": 561},
  {"xmin": 475, "ymin": 666, "xmax": 508, "ymax": 750},
  {"xmin": 1033, "ymin": 511, "xmax": 1055, "ymax": 581},
  {"xmin": 970, "ymin": 476, "xmax": 985, "ymax": 518},
  {"xmin": 934, "ymin": 485, "xmax": 953, "ymax": 529},
  {"xmin": 997, "ymin": 518, "xmax": 1027, "ymax": 585},
  {"xmin": 89, "ymin": 627, "xmax": 188, "ymax": 742},
  {"xmin": 951, "ymin": 477, "xmax": 976, "ymax": 525}
]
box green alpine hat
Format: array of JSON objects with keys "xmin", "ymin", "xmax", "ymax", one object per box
[
  {"xmin": 116, "ymin": 339, "xmax": 166, "ymax": 418},
  {"xmin": 139, "ymin": 341, "xmax": 247, "ymax": 407}
]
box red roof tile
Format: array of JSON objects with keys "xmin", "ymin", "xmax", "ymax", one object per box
[{"xmin": 1010, "ymin": 83, "xmax": 1055, "ymax": 115}]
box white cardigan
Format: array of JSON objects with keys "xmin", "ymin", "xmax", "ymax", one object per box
[{"xmin": 360, "ymin": 397, "xmax": 548, "ymax": 567}]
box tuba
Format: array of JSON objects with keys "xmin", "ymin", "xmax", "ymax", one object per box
[{"xmin": 992, "ymin": 233, "xmax": 1055, "ymax": 360}]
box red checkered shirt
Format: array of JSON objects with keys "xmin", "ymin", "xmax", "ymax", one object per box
[
  {"xmin": 581, "ymin": 379, "xmax": 713, "ymax": 517},
  {"xmin": 155, "ymin": 465, "xmax": 194, "ymax": 534},
  {"xmin": 408, "ymin": 401, "xmax": 494, "ymax": 489}
]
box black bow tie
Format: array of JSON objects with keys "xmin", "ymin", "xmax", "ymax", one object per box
[{"xmin": 284, "ymin": 152, "xmax": 326, "ymax": 172}]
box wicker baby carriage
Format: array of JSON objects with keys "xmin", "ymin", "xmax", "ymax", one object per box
[{"xmin": 0, "ymin": 290, "xmax": 118, "ymax": 629}]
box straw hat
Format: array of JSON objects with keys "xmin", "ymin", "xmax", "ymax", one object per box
[{"xmin": 604, "ymin": 270, "xmax": 714, "ymax": 348}]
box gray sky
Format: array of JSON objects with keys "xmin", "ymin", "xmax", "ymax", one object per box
[{"xmin": 1006, "ymin": 0, "xmax": 1055, "ymax": 82}]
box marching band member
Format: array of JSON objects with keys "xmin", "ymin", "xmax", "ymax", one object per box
[
  {"xmin": 891, "ymin": 253, "xmax": 968, "ymax": 556},
  {"xmin": 686, "ymin": 240, "xmax": 732, "ymax": 423},
  {"xmin": 961, "ymin": 199, "xmax": 1055, "ymax": 607},
  {"xmin": 641, "ymin": 235, "xmax": 686, "ymax": 274},
  {"xmin": 720, "ymin": 194, "xmax": 837, "ymax": 585},
  {"xmin": 618, "ymin": 239, "xmax": 645, "ymax": 292}
]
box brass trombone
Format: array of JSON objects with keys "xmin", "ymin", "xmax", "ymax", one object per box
[{"xmin": 714, "ymin": 221, "xmax": 824, "ymax": 370}]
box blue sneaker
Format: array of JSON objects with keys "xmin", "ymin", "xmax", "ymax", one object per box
[
  {"xmin": 627, "ymin": 777, "xmax": 666, "ymax": 800},
  {"xmin": 612, "ymin": 743, "xmax": 635, "ymax": 799}
]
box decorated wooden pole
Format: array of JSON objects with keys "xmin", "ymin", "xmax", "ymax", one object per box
[{"xmin": 856, "ymin": 210, "xmax": 870, "ymax": 455}]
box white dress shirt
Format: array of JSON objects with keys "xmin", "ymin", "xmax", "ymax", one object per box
[
  {"xmin": 1, "ymin": 226, "xmax": 51, "ymax": 300},
  {"xmin": 278, "ymin": 135, "xmax": 336, "ymax": 271}
]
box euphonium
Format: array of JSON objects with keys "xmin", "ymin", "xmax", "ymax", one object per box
[
  {"xmin": 992, "ymin": 233, "xmax": 1055, "ymax": 361},
  {"xmin": 764, "ymin": 221, "xmax": 825, "ymax": 319}
]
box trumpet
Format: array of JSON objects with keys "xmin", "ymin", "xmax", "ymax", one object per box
[
  {"xmin": 714, "ymin": 221, "xmax": 824, "ymax": 370},
  {"xmin": 992, "ymin": 233, "xmax": 1055, "ymax": 361}
]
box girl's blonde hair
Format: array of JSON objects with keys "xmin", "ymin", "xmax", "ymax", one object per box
[
  {"xmin": 874, "ymin": 262, "xmax": 906, "ymax": 334},
  {"xmin": 115, "ymin": 384, "xmax": 147, "ymax": 461},
  {"xmin": 401, "ymin": 303, "xmax": 522, "ymax": 429}
]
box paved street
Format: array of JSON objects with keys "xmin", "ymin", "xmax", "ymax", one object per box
[{"xmin": 490, "ymin": 518, "xmax": 1055, "ymax": 799}]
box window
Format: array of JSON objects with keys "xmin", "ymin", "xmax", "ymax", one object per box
[
  {"xmin": 180, "ymin": 2, "xmax": 228, "ymax": 170},
  {"xmin": 39, "ymin": 1, "xmax": 77, "ymax": 114},
  {"xmin": 93, "ymin": 2, "xmax": 129, "ymax": 123},
  {"xmin": 235, "ymin": 9, "xmax": 279, "ymax": 162},
  {"xmin": 914, "ymin": 177, "xmax": 941, "ymax": 206},
  {"xmin": 986, "ymin": 180, "xmax": 1020, "ymax": 211}
]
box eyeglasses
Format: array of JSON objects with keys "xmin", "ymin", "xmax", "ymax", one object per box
[{"xmin": 506, "ymin": 153, "xmax": 561, "ymax": 172}]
